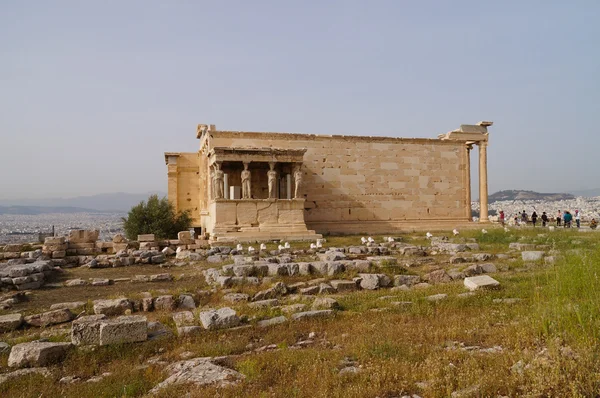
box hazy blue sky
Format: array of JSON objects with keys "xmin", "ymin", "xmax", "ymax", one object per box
[{"xmin": 1, "ymin": 1, "xmax": 599, "ymax": 200}]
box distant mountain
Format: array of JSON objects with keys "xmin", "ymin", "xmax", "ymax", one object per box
[
  {"xmin": 570, "ymin": 188, "xmax": 600, "ymax": 198},
  {"xmin": 489, "ymin": 190, "xmax": 575, "ymax": 203},
  {"xmin": 0, "ymin": 192, "xmax": 166, "ymax": 212},
  {"xmin": 0, "ymin": 206, "xmax": 104, "ymax": 215}
]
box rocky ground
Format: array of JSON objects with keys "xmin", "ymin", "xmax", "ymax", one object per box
[{"xmin": 1, "ymin": 228, "xmax": 600, "ymax": 397}]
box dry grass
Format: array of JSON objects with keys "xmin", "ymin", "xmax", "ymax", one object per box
[{"xmin": 2, "ymin": 228, "xmax": 600, "ymax": 397}]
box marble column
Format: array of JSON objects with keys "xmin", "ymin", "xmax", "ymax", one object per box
[
  {"xmin": 223, "ymin": 174, "xmax": 229, "ymax": 199},
  {"xmin": 286, "ymin": 174, "xmax": 292, "ymax": 200},
  {"xmin": 465, "ymin": 144, "xmax": 472, "ymax": 220},
  {"xmin": 478, "ymin": 141, "xmax": 489, "ymax": 223}
]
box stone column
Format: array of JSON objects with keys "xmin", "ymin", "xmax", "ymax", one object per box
[
  {"xmin": 223, "ymin": 174, "xmax": 229, "ymax": 199},
  {"xmin": 465, "ymin": 145, "xmax": 472, "ymax": 220},
  {"xmin": 286, "ymin": 174, "xmax": 292, "ymax": 200},
  {"xmin": 478, "ymin": 141, "xmax": 489, "ymax": 223}
]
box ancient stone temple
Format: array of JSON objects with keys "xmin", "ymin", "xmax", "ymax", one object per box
[{"xmin": 165, "ymin": 122, "xmax": 491, "ymax": 241}]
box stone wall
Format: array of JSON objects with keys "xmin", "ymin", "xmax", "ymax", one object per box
[
  {"xmin": 205, "ymin": 132, "xmax": 469, "ymax": 234},
  {"xmin": 167, "ymin": 152, "xmax": 201, "ymax": 225},
  {"xmin": 0, "ymin": 230, "xmax": 212, "ymax": 292}
]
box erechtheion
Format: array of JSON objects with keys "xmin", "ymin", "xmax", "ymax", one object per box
[{"xmin": 164, "ymin": 122, "xmax": 492, "ymax": 241}]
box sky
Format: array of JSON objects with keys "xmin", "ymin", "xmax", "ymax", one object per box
[{"xmin": 1, "ymin": 0, "xmax": 599, "ymax": 200}]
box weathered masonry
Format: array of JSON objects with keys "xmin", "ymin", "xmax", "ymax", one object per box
[{"xmin": 165, "ymin": 122, "xmax": 491, "ymax": 241}]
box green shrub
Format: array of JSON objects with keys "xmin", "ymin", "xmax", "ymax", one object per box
[{"xmin": 122, "ymin": 195, "xmax": 191, "ymax": 240}]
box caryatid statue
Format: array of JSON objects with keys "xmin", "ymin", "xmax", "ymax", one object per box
[
  {"xmin": 213, "ymin": 162, "xmax": 224, "ymax": 199},
  {"xmin": 267, "ymin": 162, "xmax": 277, "ymax": 199},
  {"xmin": 209, "ymin": 166, "xmax": 215, "ymax": 200},
  {"xmin": 241, "ymin": 162, "xmax": 251, "ymax": 199},
  {"xmin": 293, "ymin": 163, "xmax": 303, "ymax": 199}
]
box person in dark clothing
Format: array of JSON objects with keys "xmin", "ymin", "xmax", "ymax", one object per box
[
  {"xmin": 557, "ymin": 210, "xmax": 562, "ymax": 226},
  {"xmin": 531, "ymin": 211, "xmax": 538, "ymax": 227},
  {"xmin": 564, "ymin": 211, "xmax": 573, "ymax": 228},
  {"xmin": 521, "ymin": 210, "xmax": 528, "ymax": 224},
  {"xmin": 541, "ymin": 212, "xmax": 549, "ymax": 227}
]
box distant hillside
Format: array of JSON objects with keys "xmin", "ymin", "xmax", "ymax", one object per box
[
  {"xmin": 570, "ymin": 188, "xmax": 600, "ymax": 198},
  {"xmin": 0, "ymin": 192, "xmax": 166, "ymax": 212},
  {"xmin": 489, "ymin": 190, "xmax": 575, "ymax": 203},
  {"xmin": 0, "ymin": 206, "xmax": 105, "ymax": 215}
]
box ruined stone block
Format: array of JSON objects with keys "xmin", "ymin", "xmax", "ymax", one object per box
[
  {"xmin": 137, "ymin": 234, "xmax": 155, "ymax": 242},
  {"xmin": 71, "ymin": 315, "xmax": 107, "ymax": 346},
  {"xmin": 98, "ymin": 316, "xmax": 147, "ymax": 346},
  {"xmin": 68, "ymin": 230, "xmax": 99, "ymax": 244}
]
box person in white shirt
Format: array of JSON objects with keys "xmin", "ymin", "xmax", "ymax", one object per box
[{"xmin": 575, "ymin": 210, "xmax": 581, "ymax": 228}]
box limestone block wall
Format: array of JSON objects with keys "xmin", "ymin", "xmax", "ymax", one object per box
[
  {"xmin": 206, "ymin": 131, "xmax": 469, "ymax": 234},
  {"xmin": 207, "ymin": 199, "xmax": 307, "ymax": 234},
  {"xmin": 168, "ymin": 153, "xmax": 201, "ymax": 225}
]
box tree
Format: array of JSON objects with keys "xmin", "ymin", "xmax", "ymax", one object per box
[{"xmin": 122, "ymin": 195, "xmax": 192, "ymax": 240}]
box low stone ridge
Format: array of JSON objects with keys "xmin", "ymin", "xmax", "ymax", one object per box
[
  {"xmin": 8, "ymin": 341, "xmax": 72, "ymax": 368},
  {"xmin": 50, "ymin": 301, "xmax": 86, "ymax": 311},
  {"xmin": 329, "ymin": 280, "xmax": 358, "ymax": 291},
  {"xmin": 177, "ymin": 326, "xmax": 203, "ymax": 337},
  {"xmin": 150, "ymin": 357, "xmax": 245, "ymax": 393},
  {"xmin": 312, "ymin": 297, "xmax": 340, "ymax": 310},
  {"xmin": 173, "ymin": 311, "xmax": 195, "ymax": 327},
  {"xmin": 0, "ymin": 367, "xmax": 52, "ymax": 386},
  {"xmin": 427, "ymin": 293, "xmax": 448, "ymax": 302},
  {"xmin": 199, "ymin": 308, "xmax": 240, "ymax": 330},
  {"xmin": 24, "ymin": 309, "xmax": 74, "ymax": 327},
  {"xmin": 0, "ymin": 261, "xmax": 54, "ymax": 290},
  {"xmin": 394, "ymin": 275, "xmax": 420, "ymax": 287},
  {"xmin": 153, "ymin": 295, "xmax": 177, "ymax": 311},
  {"xmin": 358, "ymin": 273, "xmax": 391, "ymax": 290},
  {"xmin": 223, "ymin": 293, "xmax": 250, "ymax": 303},
  {"xmin": 248, "ymin": 299, "xmax": 279, "ymax": 309},
  {"xmin": 425, "ymin": 269, "xmax": 452, "ymax": 284},
  {"xmin": 291, "ymin": 310, "xmax": 334, "ymax": 321},
  {"xmin": 0, "ymin": 313, "xmax": 23, "ymax": 332},
  {"xmin": 93, "ymin": 298, "xmax": 132, "ymax": 316},
  {"xmin": 257, "ymin": 316, "xmax": 288, "ymax": 328}
]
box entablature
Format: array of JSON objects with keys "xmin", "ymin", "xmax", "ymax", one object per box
[{"xmin": 207, "ymin": 147, "xmax": 307, "ymax": 166}]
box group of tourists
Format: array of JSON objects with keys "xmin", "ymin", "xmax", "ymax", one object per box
[{"xmin": 498, "ymin": 209, "xmax": 597, "ymax": 229}]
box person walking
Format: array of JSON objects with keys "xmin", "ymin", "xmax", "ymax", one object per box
[
  {"xmin": 557, "ymin": 210, "xmax": 562, "ymax": 226},
  {"xmin": 499, "ymin": 210, "xmax": 505, "ymax": 226},
  {"xmin": 521, "ymin": 210, "xmax": 528, "ymax": 224},
  {"xmin": 575, "ymin": 210, "xmax": 581, "ymax": 228},
  {"xmin": 541, "ymin": 211, "xmax": 549, "ymax": 227},
  {"xmin": 531, "ymin": 211, "xmax": 538, "ymax": 227}
]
